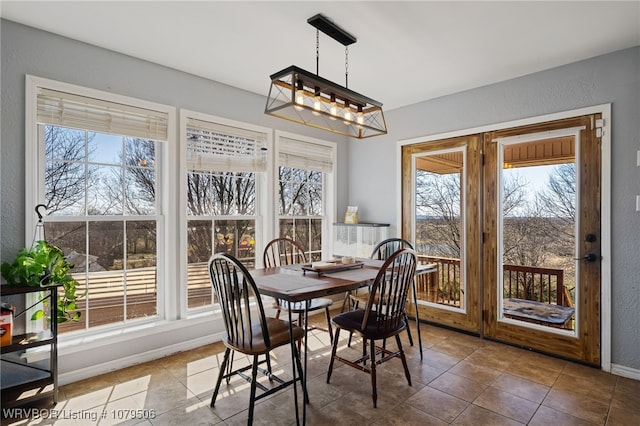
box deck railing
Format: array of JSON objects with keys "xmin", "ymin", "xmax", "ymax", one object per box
[
  {"xmin": 415, "ymin": 255, "xmax": 572, "ymax": 308},
  {"xmin": 416, "ymin": 256, "xmax": 463, "ymax": 307},
  {"xmin": 60, "ymin": 264, "xmax": 215, "ymax": 331},
  {"xmin": 59, "ymin": 257, "xmax": 572, "ymax": 331}
]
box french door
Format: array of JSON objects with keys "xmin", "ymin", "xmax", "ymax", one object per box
[{"xmin": 403, "ymin": 114, "xmax": 602, "ymax": 365}]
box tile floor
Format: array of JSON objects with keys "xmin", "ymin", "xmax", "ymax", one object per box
[{"xmin": 3, "ymin": 315, "xmax": 639, "ymax": 425}]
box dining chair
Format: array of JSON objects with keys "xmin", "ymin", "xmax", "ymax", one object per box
[
  {"xmin": 327, "ymin": 248, "xmax": 417, "ymax": 408},
  {"xmin": 208, "ymin": 252, "xmax": 306, "ymax": 424},
  {"xmin": 263, "ymin": 237, "xmax": 334, "ymax": 343},
  {"xmin": 347, "ymin": 238, "xmax": 418, "ymax": 349}
]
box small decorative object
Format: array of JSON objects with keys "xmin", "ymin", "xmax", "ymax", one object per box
[
  {"xmin": 0, "ymin": 303, "xmax": 14, "ymax": 346},
  {"xmin": 344, "ymin": 206, "xmax": 358, "ymax": 224}
]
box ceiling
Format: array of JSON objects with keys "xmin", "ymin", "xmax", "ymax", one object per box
[{"xmin": 2, "ymin": 1, "xmax": 639, "ymax": 110}]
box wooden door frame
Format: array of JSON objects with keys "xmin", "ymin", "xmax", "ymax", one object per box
[
  {"xmin": 484, "ymin": 115, "xmax": 601, "ymax": 366},
  {"xmin": 396, "ymin": 104, "xmax": 612, "ymax": 371},
  {"xmin": 401, "ymin": 135, "xmax": 482, "ymax": 334}
]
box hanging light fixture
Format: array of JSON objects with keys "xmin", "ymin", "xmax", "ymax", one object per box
[{"xmin": 265, "ymin": 14, "xmax": 387, "ymax": 139}]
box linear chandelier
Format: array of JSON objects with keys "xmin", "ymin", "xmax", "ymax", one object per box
[{"xmin": 265, "ymin": 14, "xmax": 387, "ymax": 139}]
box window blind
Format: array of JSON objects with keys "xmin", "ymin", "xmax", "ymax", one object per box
[
  {"xmin": 278, "ymin": 137, "xmax": 334, "ymax": 173},
  {"xmin": 186, "ymin": 118, "xmax": 267, "ymax": 173},
  {"xmin": 36, "ymin": 88, "xmax": 168, "ymax": 141}
]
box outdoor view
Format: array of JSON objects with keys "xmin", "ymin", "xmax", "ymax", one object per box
[
  {"xmin": 184, "ymin": 128, "xmax": 325, "ymax": 309},
  {"xmin": 414, "ymin": 140, "xmax": 577, "ymax": 330},
  {"xmin": 43, "ymin": 126, "xmax": 159, "ymax": 333},
  {"xmin": 277, "ymin": 166, "xmax": 323, "ymax": 262}
]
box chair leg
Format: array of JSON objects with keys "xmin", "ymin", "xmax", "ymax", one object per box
[
  {"xmin": 265, "ymin": 352, "xmax": 273, "ymax": 380},
  {"xmin": 324, "ymin": 307, "xmax": 333, "ymax": 343},
  {"xmin": 362, "ymin": 338, "xmax": 368, "ymax": 366},
  {"xmin": 396, "ymin": 334, "xmax": 412, "ymax": 386},
  {"xmin": 211, "ymin": 347, "xmax": 231, "ymax": 407},
  {"xmin": 370, "ymin": 338, "xmax": 377, "ymax": 408},
  {"xmin": 326, "ymin": 328, "xmax": 341, "ymax": 383},
  {"xmin": 274, "ymin": 297, "xmax": 282, "ymax": 320},
  {"xmin": 247, "ymin": 355, "xmax": 259, "ymax": 424},
  {"xmin": 340, "ymin": 292, "xmax": 350, "ymax": 312},
  {"xmin": 226, "ymin": 351, "xmax": 234, "ymax": 384},
  {"xmin": 347, "ymin": 300, "xmax": 359, "ymax": 347},
  {"xmin": 404, "ymin": 312, "xmax": 414, "ymax": 346}
]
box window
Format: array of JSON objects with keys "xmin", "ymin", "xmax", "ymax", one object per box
[
  {"xmin": 26, "ymin": 77, "xmax": 173, "ymax": 334},
  {"xmin": 182, "ymin": 111, "xmax": 270, "ymax": 310},
  {"xmin": 276, "ymin": 134, "xmax": 336, "ymax": 261}
]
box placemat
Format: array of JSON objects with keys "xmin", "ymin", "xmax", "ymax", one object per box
[
  {"xmin": 323, "ymin": 267, "xmax": 379, "ymax": 282},
  {"xmin": 254, "ymin": 273, "xmax": 329, "ymax": 293}
]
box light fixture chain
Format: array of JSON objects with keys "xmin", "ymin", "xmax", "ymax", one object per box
[
  {"xmin": 345, "ymin": 46, "xmax": 349, "ymax": 88},
  {"xmin": 316, "ymin": 28, "xmax": 320, "ymax": 76}
]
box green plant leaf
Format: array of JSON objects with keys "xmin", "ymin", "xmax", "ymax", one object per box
[
  {"xmin": 4, "ymin": 240, "xmax": 83, "ymax": 322},
  {"xmin": 31, "ymin": 310, "xmax": 45, "ymax": 321}
]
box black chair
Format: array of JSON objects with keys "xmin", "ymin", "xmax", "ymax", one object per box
[
  {"xmin": 263, "ymin": 237, "xmax": 333, "ymax": 343},
  {"xmin": 347, "ymin": 238, "xmax": 421, "ymax": 356},
  {"xmin": 327, "ymin": 248, "xmax": 417, "ymax": 407},
  {"xmin": 208, "ymin": 253, "xmax": 306, "ymax": 424}
]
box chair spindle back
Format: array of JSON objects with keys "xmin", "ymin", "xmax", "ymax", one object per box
[
  {"xmin": 362, "ymin": 248, "xmax": 417, "ymax": 336},
  {"xmin": 370, "ymin": 238, "xmax": 414, "ymax": 260},
  {"xmin": 209, "ymin": 253, "xmax": 270, "ymax": 350},
  {"xmin": 263, "ymin": 237, "xmax": 307, "ymax": 268}
]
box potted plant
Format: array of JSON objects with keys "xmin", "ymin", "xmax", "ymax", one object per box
[{"xmin": 1, "ymin": 240, "xmax": 81, "ymax": 323}]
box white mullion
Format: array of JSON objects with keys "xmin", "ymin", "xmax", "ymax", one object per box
[{"xmin": 122, "ymin": 220, "xmax": 128, "ymax": 322}]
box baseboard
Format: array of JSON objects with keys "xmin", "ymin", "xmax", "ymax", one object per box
[
  {"xmin": 58, "ymin": 333, "xmax": 221, "ymax": 386},
  {"xmin": 611, "ymin": 363, "xmax": 640, "ymax": 381}
]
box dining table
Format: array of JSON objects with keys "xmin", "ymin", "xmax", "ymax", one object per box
[{"xmin": 252, "ymin": 257, "xmax": 436, "ymax": 425}]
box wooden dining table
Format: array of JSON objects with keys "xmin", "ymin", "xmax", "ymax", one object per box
[{"xmin": 252, "ymin": 258, "xmax": 435, "ymax": 425}]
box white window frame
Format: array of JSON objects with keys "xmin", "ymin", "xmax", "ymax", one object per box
[
  {"xmin": 25, "ymin": 75, "xmax": 176, "ymax": 336},
  {"xmin": 179, "ymin": 109, "xmax": 271, "ymax": 317},
  {"xmin": 273, "ymin": 130, "xmax": 337, "ymax": 261}
]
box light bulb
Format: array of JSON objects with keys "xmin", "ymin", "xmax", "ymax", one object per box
[
  {"xmin": 356, "ymin": 106, "xmax": 364, "ymax": 128},
  {"xmin": 312, "ymin": 87, "xmax": 322, "ymax": 116},
  {"xmin": 343, "ymin": 109, "xmax": 352, "ymax": 124},
  {"xmin": 294, "ymin": 80, "xmax": 304, "ymax": 111},
  {"xmin": 330, "ymin": 104, "xmax": 338, "ymax": 119},
  {"xmin": 329, "ymin": 94, "xmax": 338, "ymax": 120}
]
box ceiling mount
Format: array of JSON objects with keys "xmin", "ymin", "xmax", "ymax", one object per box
[{"xmin": 307, "ymin": 14, "xmax": 356, "ymax": 46}]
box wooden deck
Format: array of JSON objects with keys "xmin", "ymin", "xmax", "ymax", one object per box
[{"xmin": 59, "ymin": 264, "xmax": 214, "ymax": 332}]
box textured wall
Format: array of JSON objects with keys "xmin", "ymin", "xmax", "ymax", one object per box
[
  {"xmin": 349, "ymin": 47, "xmax": 640, "ymax": 371},
  {"xmin": 0, "ymin": 19, "xmax": 348, "ymax": 259},
  {"xmin": 0, "ymin": 19, "xmax": 347, "ymax": 378}
]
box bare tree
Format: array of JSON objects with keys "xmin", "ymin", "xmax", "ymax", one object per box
[
  {"xmin": 415, "ymin": 170, "xmax": 528, "ymax": 258},
  {"xmin": 45, "ymin": 126, "xmax": 96, "ymax": 213},
  {"xmin": 123, "ymin": 138, "xmax": 156, "ymax": 215},
  {"xmin": 185, "ymin": 170, "xmax": 256, "ymax": 259},
  {"xmin": 537, "ymin": 163, "xmax": 576, "ymax": 239}
]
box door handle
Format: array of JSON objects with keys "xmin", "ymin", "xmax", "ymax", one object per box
[{"xmin": 576, "ymin": 253, "xmax": 600, "ymax": 262}]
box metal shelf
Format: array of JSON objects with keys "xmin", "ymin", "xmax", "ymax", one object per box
[{"xmin": 1, "ymin": 285, "xmax": 58, "ymax": 410}]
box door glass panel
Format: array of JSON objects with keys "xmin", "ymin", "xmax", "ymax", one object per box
[
  {"xmin": 500, "ymin": 137, "xmax": 576, "ymax": 332},
  {"xmin": 414, "ymin": 148, "xmax": 466, "ymax": 311}
]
